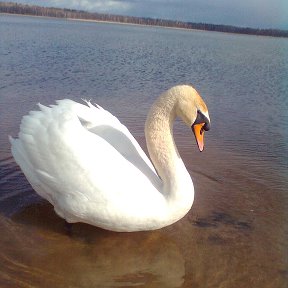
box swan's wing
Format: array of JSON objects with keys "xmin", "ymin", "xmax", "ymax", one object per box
[
  {"xmin": 55, "ymin": 99, "xmax": 158, "ymax": 178},
  {"xmin": 10, "ymin": 100, "xmax": 162, "ymax": 224}
]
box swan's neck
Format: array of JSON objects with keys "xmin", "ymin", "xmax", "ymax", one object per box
[{"xmin": 145, "ymin": 92, "xmax": 194, "ymax": 209}]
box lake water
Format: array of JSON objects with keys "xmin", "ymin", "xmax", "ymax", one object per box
[{"xmin": 0, "ymin": 14, "xmax": 288, "ymax": 287}]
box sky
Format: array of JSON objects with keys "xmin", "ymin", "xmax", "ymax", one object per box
[{"xmin": 3, "ymin": 0, "xmax": 288, "ymax": 29}]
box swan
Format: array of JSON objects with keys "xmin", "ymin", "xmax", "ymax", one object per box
[{"xmin": 10, "ymin": 85, "xmax": 210, "ymax": 232}]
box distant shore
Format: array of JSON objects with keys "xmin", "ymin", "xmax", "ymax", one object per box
[
  {"xmin": 66, "ymin": 16, "xmax": 204, "ymax": 33},
  {"xmin": 1, "ymin": 2, "xmax": 288, "ymax": 38},
  {"xmin": 0, "ymin": 13, "xmax": 234, "ymax": 37}
]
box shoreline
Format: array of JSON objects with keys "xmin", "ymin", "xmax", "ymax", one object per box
[
  {"xmin": 67, "ymin": 17, "xmax": 210, "ymax": 34},
  {"xmin": 0, "ymin": 12, "xmax": 208, "ymax": 33},
  {"xmin": 1, "ymin": 12, "xmax": 285, "ymax": 39}
]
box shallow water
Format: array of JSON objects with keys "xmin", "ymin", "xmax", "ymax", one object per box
[{"xmin": 0, "ymin": 14, "xmax": 288, "ymax": 287}]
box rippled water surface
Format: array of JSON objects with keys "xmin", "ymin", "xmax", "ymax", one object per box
[{"xmin": 0, "ymin": 14, "xmax": 288, "ymax": 287}]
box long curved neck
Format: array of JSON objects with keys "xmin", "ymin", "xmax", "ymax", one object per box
[{"xmin": 145, "ymin": 91, "xmax": 194, "ymax": 205}]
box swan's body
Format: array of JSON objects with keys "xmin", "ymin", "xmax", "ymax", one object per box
[{"xmin": 10, "ymin": 85, "xmax": 210, "ymax": 232}]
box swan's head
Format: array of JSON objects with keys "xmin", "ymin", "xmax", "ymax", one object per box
[{"xmin": 175, "ymin": 85, "xmax": 211, "ymax": 152}]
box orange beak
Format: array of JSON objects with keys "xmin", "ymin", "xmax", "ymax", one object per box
[{"xmin": 193, "ymin": 123, "xmax": 205, "ymax": 152}]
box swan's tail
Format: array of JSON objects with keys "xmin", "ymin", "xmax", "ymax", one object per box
[{"xmin": 10, "ymin": 135, "xmax": 35, "ymax": 180}]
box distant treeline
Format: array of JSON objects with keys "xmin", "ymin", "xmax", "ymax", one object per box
[{"xmin": 1, "ymin": 2, "xmax": 288, "ymax": 38}]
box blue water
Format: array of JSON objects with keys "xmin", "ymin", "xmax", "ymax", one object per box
[
  {"xmin": 1, "ymin": 15, "xmax": 288, "ymax": 167},
  {"xmin": 0, "ymin": 14, "xmax": 287, "ymax": 288}
]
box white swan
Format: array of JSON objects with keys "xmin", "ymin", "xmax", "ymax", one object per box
[{"xmin": 10, "ymin": 85, "xmax": 210, "ymax": 232}]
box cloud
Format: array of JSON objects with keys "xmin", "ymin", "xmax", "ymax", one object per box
[{"xmin": 49, "ymin": 0, "xmax": 131, "ymax": 13}]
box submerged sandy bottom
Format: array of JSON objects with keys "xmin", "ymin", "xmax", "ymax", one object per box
[{"xmin": 0, "ymin": 140, "xmax": 287, "ymax": 288}]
